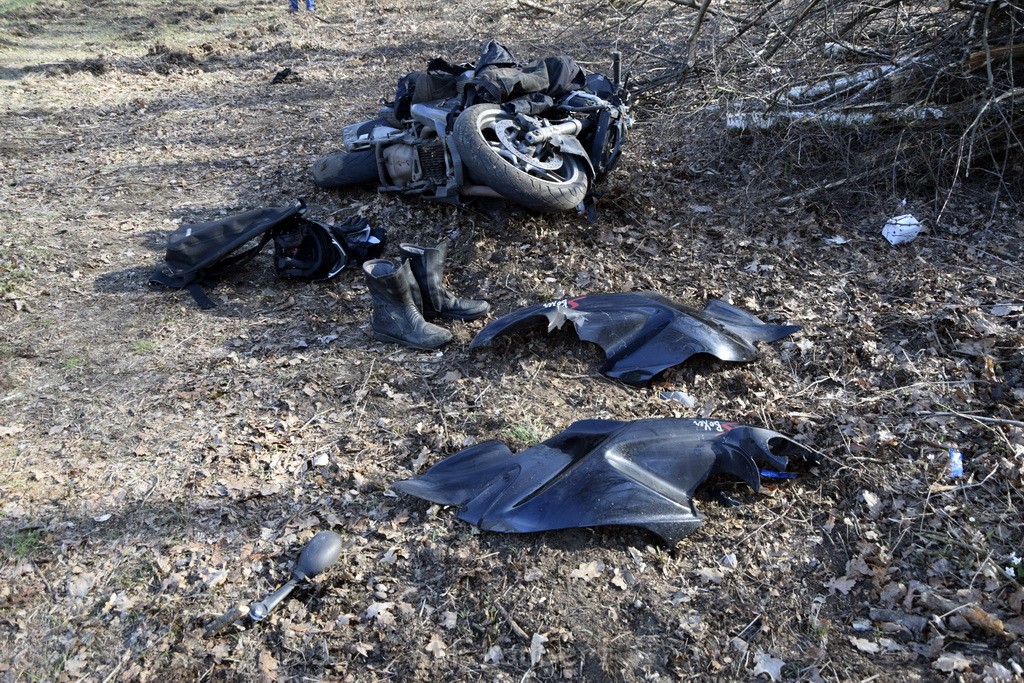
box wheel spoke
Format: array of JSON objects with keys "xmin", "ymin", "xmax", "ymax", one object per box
[{"xmin": 497, "ymin": 149, "xmax": 521, "ymax": 168}]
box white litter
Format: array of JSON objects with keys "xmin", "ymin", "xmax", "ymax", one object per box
[{"xmin": 882, "ymin": 214, "xmax": 922, "ymax": 245}]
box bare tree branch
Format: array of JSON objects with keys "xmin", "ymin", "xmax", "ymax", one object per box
[
  {"xmin": 686, "ymin": 0, "xmax": 714, "ymax": 68},
  {"xmin": 662, "ymin": 0, "xmax": 744, "ymax": 23}
]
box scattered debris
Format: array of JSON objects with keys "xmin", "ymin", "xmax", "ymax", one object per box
[
  {"xmin": 205, "ymin": 531, "xmax": 343, "ymax": 635},
  {"xmin": 947, "ymin": 447, "xmax": 964, "ymax": 479},
  {"xmin": 933, "ymin": 653, "xmax": 972, "ymax": 673},
  {"xmin": 529, "ymin": 633, "xmax": 548, "ymax": 666},
  {"xmin": 919, "ymin": 591, "xmax": 1011, "ymax": 640},
  {"xmin": 849, "ymin": 636, "xmax": 880, "ymax": 654},
  {"xmin": 392, "ymin": 418, "xmax": 817, "ymax": 544},
  {"xmin": 882, "ymin": 214, "xmax": 922, "ymax": 245},
  {"xmin": 660, "ymin": 390, "xmax": 697, "ymax": 408},
  {"xmin": 471, "ymin": 294, "xmax": 800, "ymax": 386},
  {"xmin": 271, "ymin": 67, "xmax": 302, "ymax": 84},
  {"xmin": 4, "ymin": 0, "xmax": 1023, "ymax": 680},
  {"xmin": 751, "ymin": 650, "xmax": 786, "ymax": 681}
]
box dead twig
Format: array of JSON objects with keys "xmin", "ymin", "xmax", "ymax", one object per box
[
  {"xmin": 517, "ymin": 0, "xmax": 556, "ymax": 14},
  {"xmin": 685, "ymin": 0, "xmax": 713, "ymax": 69},
  {"xmin": 920, "ymin": 411, "xmax": 1024, "ymax": 430},
  {"xmin": 919, "ymin": 591, "xmax": 1014, "ymax": 640},
  {"xmin": 494, "ymin": 602, "xmax": 530, "ymax": 642},
  {"xmin": 778, "ymin": 169, "xmax": 877, "ymax": 204},
  {"xmin": 203, "ymin": 601, "xmax": 250, "ymax": 638},
  {"xmin": 920, "ymin": 237, "xmax": 1024, "ymax": 278},
  {"xmin": 138, "ymin": 474, "xmax": 160, "ymax": 507},
  {"xmin": 757, "ymin": 0, "xmax": 823, "ymax": 63},
  {"xmin": 663, "ymin": 0, "xmax": 745, "ymax": 23},
  {"xmin": 100, "ymin": 658, "xmax": 126, "ymax": 683},
  {"xmin": 32, "ymin": 561, "xmax": 56, "ymax": 600},
  {"xmin": 733, "ymin": 614, "xmax": 762, "ymax": 640},
  {"xmin": 716, "ymin": 0, "xmax": 786, "ymax": 50}
]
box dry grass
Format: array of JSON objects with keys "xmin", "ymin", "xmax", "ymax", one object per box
[{"xmin": 1, "ymin": 0, "xmax": 1023, "ymax": 681}]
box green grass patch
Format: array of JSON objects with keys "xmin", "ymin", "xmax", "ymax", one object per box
[
  {"xmin": 0, "ymin": 0, "xmax": 39, "ymax": 14},
  {"xmin": 131, "ymin": 340, "xmax": 156, "ymax": 353},
  {"xmin": 501, "ymin": 423, "xmax": 543, "ymax": 444},
  {"xmin": 0, "ymin": 264, "xmax": 32, "ymax": 295},
  {"xmin": 1, "ymin": 528, "xmax": 44, "ymax": 559}
]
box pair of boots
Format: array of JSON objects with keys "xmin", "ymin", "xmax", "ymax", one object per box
[{"xmin": 362, "ymin": 242, "xmax": 489, "ymax": 350}]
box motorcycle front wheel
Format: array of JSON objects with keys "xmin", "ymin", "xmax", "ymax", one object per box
[
  {"xmin": 453, "ymin": 104, "xmax": 588, "ymax": 213},
  {"xmin": 312, "ymin": 149, "xmax": 379, "ymax": 189}
]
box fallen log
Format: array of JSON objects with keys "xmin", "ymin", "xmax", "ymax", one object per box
[{"xmin": 725, "ymin": 105, "xmax": 950, "ymax": 133}]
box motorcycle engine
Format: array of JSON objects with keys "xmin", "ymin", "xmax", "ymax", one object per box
[{"xmin": 382, "ymin": 144, "xmax": 419, "ymax": 187}]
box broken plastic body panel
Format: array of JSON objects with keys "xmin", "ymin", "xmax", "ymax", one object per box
[
  {"xmin": 469, "ymin": 293, "xmax": 800, "ymax": 386},
  {"xmin": 392, "ymin": 418, "xmax": 817, "ymax": 545}
]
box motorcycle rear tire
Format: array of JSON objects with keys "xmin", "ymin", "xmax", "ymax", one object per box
[
  {"xmin": 312, "ymin": 149, "xmax": 379, "ymax": 189},
  {"xmin": 453, "ymin": 104, "xmax": 588, "ymax": 213}
]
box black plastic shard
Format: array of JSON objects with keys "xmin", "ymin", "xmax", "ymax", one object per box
[
  {"xmin": 392, "ymin": 419, "xmax": 816, "ymax": 545},
  {"xmin": 469, "ymin": 293, "xmax": 800, "ymax": 386}
]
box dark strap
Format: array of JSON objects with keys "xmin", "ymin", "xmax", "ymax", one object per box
[
  {"xmin": 184, "ymin": 282, "xmax": 216, "ymax": 310},
  {"xmin": 149, "ymin": 270, "xmax": 185, "ymax": 290},
  {"xmin": 149, "ymin": 271, "xmax": 217, "ymax": 310},
  {"xmin": 205, "ymin": 230, "xmax": 278, "ymax": 277}
]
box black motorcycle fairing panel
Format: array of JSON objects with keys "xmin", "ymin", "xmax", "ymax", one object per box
[
  {"xmin": 468, "ymin": 293, "xmax": 801, "ymax": 386},
  {"xmin": 392, "ymin": 418, "xmax": 815, "ymax": 545}
]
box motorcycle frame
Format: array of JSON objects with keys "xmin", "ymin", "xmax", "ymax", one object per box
[{"xmin": 344, "ymin": 98, "xmax": 506, "ymax": 205}]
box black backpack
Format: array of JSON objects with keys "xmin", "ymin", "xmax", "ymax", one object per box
[{"xmin": 150, "ymin": 200, "xmax": 384, "ymax": 309}]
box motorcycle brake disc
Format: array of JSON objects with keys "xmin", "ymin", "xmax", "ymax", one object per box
[{"xmin": 492, "ymin": 119, "xmax": 563, "ymax": 172}]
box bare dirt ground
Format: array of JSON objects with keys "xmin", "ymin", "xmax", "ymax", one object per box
[{"xmin": 1, "ymin": 0, "xmax": 1023, "ymax": 681}]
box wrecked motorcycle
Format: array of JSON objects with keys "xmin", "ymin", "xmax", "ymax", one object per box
[{"xmin": 312, "ymin": 42, "xmax": 631, "ymax": 214}]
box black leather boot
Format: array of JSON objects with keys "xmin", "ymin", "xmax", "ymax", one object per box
[
  {"xmin": 399, "ymin": 242, "xmax": 489, "ymax": 320},
  {"xmin": 362, "ymin": 259, "xmax": 452, "ymax": 349}
]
